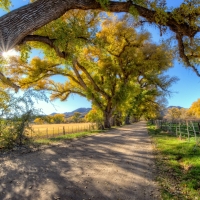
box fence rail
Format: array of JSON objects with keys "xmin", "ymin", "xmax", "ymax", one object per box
[
  {"xmin": 27, "ymin": 123, "xmax": 97, "ymax": 139},
  {"xmin": 153, "ymin": 120, "xmax": 200, "ymax": 144}
]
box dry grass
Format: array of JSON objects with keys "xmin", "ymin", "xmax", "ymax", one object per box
[{"xmin": 27, "ymin": 123, "xmax": 96, "ymax": 138}]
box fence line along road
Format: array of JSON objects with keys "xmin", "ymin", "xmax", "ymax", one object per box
[
  {"xmin": 27, "ymin": 123, "xmax": 97, "ymax": 139},
  {"xmin": 154, "ymin": 120, "xmax": 200, "ymax": 144}
]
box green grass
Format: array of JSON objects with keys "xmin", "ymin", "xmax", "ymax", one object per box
[
  {"xmin": 148, "ymin": 123, "xmax": 200, "ymax": 200},
  {"xmin": 159, "ymin": 121, "xmax": 200, "ymax": 139},
  {"xmin": 33, "ymin": 130, "xmax": 103, "ymax": 145}
]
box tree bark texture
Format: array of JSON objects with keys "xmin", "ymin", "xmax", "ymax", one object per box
[
  {"xmin": 103, "ymin": 111, "xmax": 112, "ymax": 129},
  {"xmin": 0, "ymin": 0, "xmax": 198, "ymax": 52},
  {"xmin": 125, "ymin": 114, "xmax": 131, "ymax": 125},
  {"xmin": 0, "ymin": 0, "xmax": 131, "ymax": 51}
]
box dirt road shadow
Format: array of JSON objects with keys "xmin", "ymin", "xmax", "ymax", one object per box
[{"xmin": 0, "ymin": 121, "xmax": 160, "ymax": 200}]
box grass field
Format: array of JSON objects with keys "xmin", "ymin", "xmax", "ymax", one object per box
[
  {"xmin": 28, "ymin": 123, "xmax": 97, "ymax": 138},
  {"xmin": 148, "ymin": 123, "xmax": 200, "ymax": 200}
]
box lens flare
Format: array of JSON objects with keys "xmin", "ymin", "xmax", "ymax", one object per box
[{"xmin": 2, "ymin": 49, "xmax": 19, "ymax": 58}]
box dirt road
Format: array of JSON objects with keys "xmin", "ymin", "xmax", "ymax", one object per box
[{"xmin": 0, "ymin": 121, "xmax": 160, "ymax": 200}]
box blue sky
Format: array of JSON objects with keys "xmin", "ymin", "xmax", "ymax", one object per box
[{"xmin": 1, "ymin": 0, "xmax": 200, "ymax": 114}]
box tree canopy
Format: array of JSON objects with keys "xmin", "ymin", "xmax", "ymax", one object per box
[
  {"xmin": 0, "ymin": 0, "xmax": 200, "ymax": 76},
  {"xmin": 5, "ymin": 13, "xmax": 177, "ymax": 128},
  {"xmin": 0, "ymin": 0, "xmax": 193, "ymax": 128},
  {"xmin": 188, "ymin": 98, "xmax": 200, "ymax": 118}
]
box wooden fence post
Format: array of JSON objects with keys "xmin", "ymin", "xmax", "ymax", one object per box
[
  {"xmin": 169, "ymin": 122, "xmax": 172, "ymax": 133},
  {"xmin": 186, "ymin": 121, "xmax": 190, "ymax": 142},
  {"xmin": 63, "ymin": 126, "xmax": 65, "ymax": 135},
  {"xmin": 198, "ymin": 122, "xmax": 200, "ymax": 135},
  {"xmin": 179, "ymin": 122, "xmax": 182, "ymax": 140},
  {"xmin": 46, "ymin": 128, "xmax": 48, "ymax": 138},
  {"xmin": 191, "ymin": 121, "xmax": 197, "ymax": 143}
]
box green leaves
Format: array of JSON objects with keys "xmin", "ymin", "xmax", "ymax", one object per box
[
  {"xmin": 5, "ymin": 10, "xmax": 176, "ymax": 125},
  {"xmin": 95, "ymin": 0, "xmax": 109, "ymax": 9},
  {"xmin": 0, "ymin": 89, "xmax": 48, "ymax": 148},
  {"xmin": 19, "ymin": 43, "xmax": 31, "ymax": 62},
  {"xmin": 129, "ymin": 6, "xmax": 139, "ymax": 20},
  {"xmin": 0, "ymin": 0, "xmax": 11, "ymax": 11}
]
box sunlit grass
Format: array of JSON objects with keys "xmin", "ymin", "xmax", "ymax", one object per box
[
  {"xmin": 148, "ymin": 123, "xmax": 200, "ymax": 200},
  {"xmin": 33, "ymin": 130, "xmax": 102, "ymax": 145}
]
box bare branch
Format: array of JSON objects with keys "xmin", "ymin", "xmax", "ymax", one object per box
[{"xmin": 176, "ymin": 33, "xmax": 200, "ymax": 77}]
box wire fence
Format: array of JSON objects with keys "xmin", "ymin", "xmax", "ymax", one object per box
[
  {"xmin": 153, "ymin": 120, "xmax": 200, "ymax": 144},
  {"xmin": 27, "ymin": 123, "xmax": 97, "ymax": 139}
]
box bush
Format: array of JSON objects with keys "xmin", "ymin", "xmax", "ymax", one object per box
[{"xmin": 0, "ymin": 89, "xmax": 48, "ymax": 149}]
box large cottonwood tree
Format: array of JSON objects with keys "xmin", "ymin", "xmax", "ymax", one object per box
[{"xmin": 6, "ymin": 15, "xmax": 176, "ymax": 128}]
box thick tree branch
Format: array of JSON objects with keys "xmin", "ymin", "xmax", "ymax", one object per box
[
  {"xmin": 0, "ymin": 0, "xmax": 131, "ymax": 51},
  {"xmin": 72, "ymin": 59, "xmax": 88, "ymax": 90},
  {"xmin": 71, "ymin": 59, "xmax": 105, "ymax": 111},
  {"xmin": 49, "ymin": 86, "xmax": 87, "ymax": 99},
  {"xmin": 0, "ymin": 71, "xmax": 20, "ymax": 92},
  {"xmin": 0, "ymin": 0, "xmax": 199, "ymax": 52},
  {"xmin": 176, "ymin": 33, "xmax": 200, "ymax": 77},
  {"xmin": 68, "ymin": 90, "xmax": 87, "ymax": 98},
  {"xmin": 75, "ymin": 60, "xmax": 110, "ymax": 99},
  {"xmin": 133, "ymin": 4, "xmax": 199, "ymax": 38},
  {"xmin": 20, "ymin": 35, "xmax": 67, "ymax": 59}
]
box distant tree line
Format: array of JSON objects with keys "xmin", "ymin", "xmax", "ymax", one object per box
[
  {"xmin": 163, "ymin": 98, "xmax": 200, "ymax": 121},
  {"xmin": 34, "ymin": 112, "xmax": 85, "ymax": 124}
]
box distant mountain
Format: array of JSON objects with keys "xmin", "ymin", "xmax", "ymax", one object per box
[
  {"xmin": 64, "ymin": 107, "xmax": 91, "ymax": 117},
  {"xmin": 50, "ymin": 107, "xmax": 91, "ymax": 118},
  {"xmin": 168, "ymin": 106, "xmax": 183, "ymax": 109},
  {"xmin": 50, "ymin": 112, "xmax": 57, "ymax": 116}
]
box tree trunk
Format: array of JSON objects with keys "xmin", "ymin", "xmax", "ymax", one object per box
[
  {"xmin": 116, "ymin": 113, "xmax": 122, "ymax": 126},
  {"xmin": 103, "ymin": 112, "xmax": 112, "ymax": 129},
  {"xmin": 116, "ymin": 118, "xmax": 122, "ymax": 126},
  {"xmin": 125, "ymin": 114, "xmax": 131, "ymax": 125},
  {"xmin": 97, "ymin": 123, "xmax": 104, "ymax": 130},
  {"xmin": 111, "ymin": 115, "xmax": 116, "ymax": 126}
]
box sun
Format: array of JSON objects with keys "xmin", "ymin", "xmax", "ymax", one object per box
[{"xmin": 2, "ymin": 49, "xmax": 19, "ymax": 58}]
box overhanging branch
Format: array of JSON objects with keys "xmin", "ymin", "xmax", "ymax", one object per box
[
  {"xmin": 0, "ymin": 0, "xmax": 199, "ymax": 52},
  {"xmin": 0, "ymin": 71, "xmax": 20, "ymax": 92},
  {"xmin": 176, "ymin": 33, "xmax": 200, "ymax": 77},
  {"xmin": 20, "ymin": 35, "xmax": 67, "ymax": 59}
]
